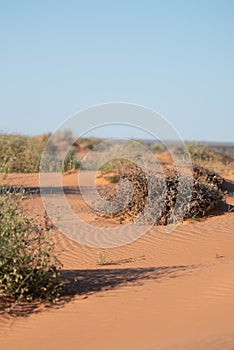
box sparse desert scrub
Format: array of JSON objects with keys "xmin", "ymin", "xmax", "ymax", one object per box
[
  {"xmin": 175, "ymin": 141, "xmax": 234, "ymax": 178},
  {"xmin": 0, "ymin": 187, "xmax": 62, "ymax": 314},
  {"xmin": 0, "ymin": 133, "xmax": 81, "ymax": 174},
  {"xmin": 94, "ymin": 166, "xmax": 225, "ymax": 224},
  {"xmin": 150, "ymin": 142, "xmax": 166, "ymax": 154},
  {"xmin": 185, "ymin": 142, "xmax": 214, "ymax": 162},
  {"xmin": 99, "ymin": 158, "xmax": 135, "ymax": 175},
  {"xmin": 0, "ymin": 133, "xmax": 48, "ymax": 173},
  {"xmin": 78, "ymin": 137, "xmax": 101, "ymax": 150}
]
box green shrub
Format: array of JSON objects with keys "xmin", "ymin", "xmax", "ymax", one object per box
[
  {"xmin": 107, "ymin": 174, "xmax": 121, "ymax": 183},
  {"xmin": 0, "ymin": 133, "xmax": 48, "ymax": 173},
  {"xmin": 62, "ymin": 148, "xmax": 80, "ymax": 172},
  {"xmin": 150, "ymin": 143, "xmax": 166, "ymax": 154},
  {"xmin": 0, "ymin": 188, "xmax": 62, "ymax": 314}
]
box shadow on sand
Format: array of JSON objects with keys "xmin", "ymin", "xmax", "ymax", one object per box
[
  {"xmin": 60, "ymin": 264, "xmax": 196, "ymax": 296},
  {"xmin": 222, "ymin": 179, "xmax": 234, "ymax": 195},
  {"xmin": 1, "ymin": 264, "xmax": 197, "ymax": 317}
]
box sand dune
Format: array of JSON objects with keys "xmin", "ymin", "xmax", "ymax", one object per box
[{"xmin": 1, "ymin": 172, "xmax": 234, "ymax": 349}]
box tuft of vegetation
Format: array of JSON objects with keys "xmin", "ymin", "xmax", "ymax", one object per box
[
  {"xmin": 185, "ymin": 142, "xmax": 214, "ymax": 162},
  {"xmin": 107, "ymin": 174, "xmax": 121, "ymax": 183},
  {"xmin": 62, "ymin": 149, "xmax": 80, "ymax": 172},
  {"xmin": 99, "ymin": 159, "xmax": 135, "ymax": 175},
  {"xmin": 150, "ymin": 143, "xmax": 166, "ymax": 154},
  {"xmin": 0, "ymin": 188, "xmax": 62, "ymax": 314},
  {"xmin": 97, "ymin": 250, "xmax": 107, "ymax": 265},
  {"xmin": 175, "ymin": 142, "xmax": 215, "ymax": 164}
]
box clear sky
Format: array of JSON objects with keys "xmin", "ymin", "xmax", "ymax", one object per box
[{"xmin": 0, "ymin": 0, "xmax": 233, "ymax": 141}]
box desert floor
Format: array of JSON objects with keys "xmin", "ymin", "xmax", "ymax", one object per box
[{"xmin": 1, "ymin": 170, "xmax": 234, "ymax": 350}]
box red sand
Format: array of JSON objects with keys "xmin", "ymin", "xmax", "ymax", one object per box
[{"xmin": 1, "ymin": 171, "xmax": 234, "ymax": 349}]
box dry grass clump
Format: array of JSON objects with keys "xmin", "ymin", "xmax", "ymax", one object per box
[
  {"xmin": 93, "ymin": 166, "xmax": 225, "ymax": 225},
  {"xmin": 185, "ymin": 142, "xmax": 214, "ymax": 162}
]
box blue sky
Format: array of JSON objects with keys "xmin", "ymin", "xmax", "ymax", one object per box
[{"xmin": 0, "ymin": 0, "xmax": 233, "ymax": 141}]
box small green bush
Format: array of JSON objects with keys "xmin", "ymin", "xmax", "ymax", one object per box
[
  {"xmin": 0, "ymin": 188, "xmax": 62, "ymax": 313},
  {"xmin": 0, "ymin": 133, "xmax": 48, "ymax": 173},
  {"xmin": 150, "ymin": 143, "xmax": 166, "ymax": 154},
  {"xmin": 107, "ymin": 175, "xmax": 121, "ymax": 183},
  {"xmin": 62, "ymin": 148, "xmax": 80, "ymax": 172}
]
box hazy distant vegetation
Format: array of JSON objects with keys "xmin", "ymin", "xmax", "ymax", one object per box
[
  {"xmin": 0, "ymin": 133, "xmax": 233, "ymax": 174},
  {"xmin": 0, "ymin": 133, "xmax": 80, "ymax": 174},
  {"xmin": 0, "ymin": 133, "xmax": 48, "ymax": 173}
]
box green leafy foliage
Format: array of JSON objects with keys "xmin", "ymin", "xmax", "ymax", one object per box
[{"xmin": 0, "ymin": 188, "xmax": 62, "ymax": 313}]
